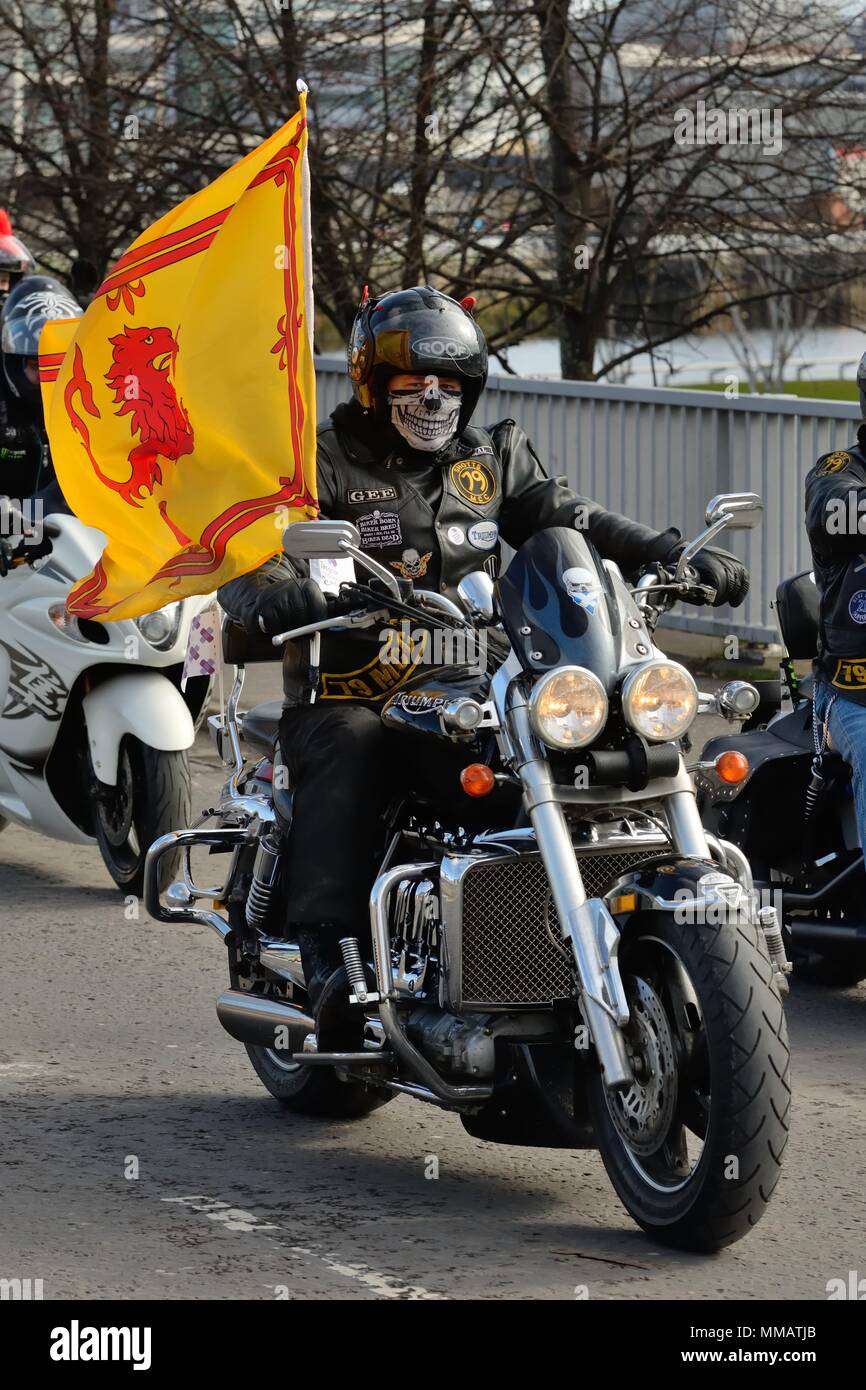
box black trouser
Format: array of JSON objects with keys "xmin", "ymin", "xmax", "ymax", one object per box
[
  {"xmin": 278, "ymin": 701, "xmax": 486, "ymax": 936},
  {"xmin": 279, "ymin": 704, "xmax": 388, "ymax": 933}
]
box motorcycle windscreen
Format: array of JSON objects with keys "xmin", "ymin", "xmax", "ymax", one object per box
[{"xmin": 497, "ymin": 526, "xmax": 621, "ymax": 688}]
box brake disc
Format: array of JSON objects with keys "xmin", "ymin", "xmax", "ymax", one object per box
[{"xmin": 606, "ymin": 974, "xmax": 678, "ymax": 1157}]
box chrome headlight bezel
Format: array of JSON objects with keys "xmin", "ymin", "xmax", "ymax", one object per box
[
  {"xmin": 134, "ymin": 600, "xmax": 184, "ymax": 651},
  {"xmin": 528, "ymin": 664, "xmax": 609, "ymax": 751},
  {"xmin": 621, "ymin": 658, "xmax": 698, "ymax": 743}
]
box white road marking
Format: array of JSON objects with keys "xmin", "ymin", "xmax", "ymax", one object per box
[{"xmin": 162, "ymin": 1194, "xmax": 443, "ymax": 1299}]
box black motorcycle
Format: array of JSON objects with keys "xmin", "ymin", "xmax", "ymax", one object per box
[
  {"xmin": 696, "ymin": 567, "xmax": 866, "ymax": 987},
  {"xmin": 145, "ymin": 495, "xmax": 790, "ymax": 1252}
]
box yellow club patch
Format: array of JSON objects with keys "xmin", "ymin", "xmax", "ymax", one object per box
[
  {"xmin": 816, "ymin": 450, "xmax": 852, "ymax": 476},
  {"xmin": 831, "ymin": 657, "xmax": 866, "ymax": 690},
  {"xmin": 451, "ymin": 457, "xmax": 497, "ymax": 505}
]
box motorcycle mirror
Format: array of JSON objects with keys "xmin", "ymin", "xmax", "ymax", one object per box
[
  {"xmin": 282, "ymin": 519, "xmax": 361, "ymax": 559},
  {"xmin": 704, "ymin": 493, "xmax": 763, "ymax": 531},
  {"xmin": 457, "ymin": 570, "xmax": 495, "ymax": 622}
]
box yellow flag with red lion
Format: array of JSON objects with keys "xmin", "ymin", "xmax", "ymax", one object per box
[{"xmin": 39, "ymin": 88, "xmax": 317, "ymax": 621}]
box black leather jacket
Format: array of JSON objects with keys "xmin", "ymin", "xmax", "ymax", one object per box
[
  {"xmin": 805, "ymin": 424, "xmax": 866, "ymax": 702},
  {"xmin": 219, "ymin": 400, "xmax": 681, "ymax": 705},
  {"xmin": 0, "ymin": 378, "xmax": 68, "ymax": 514}
]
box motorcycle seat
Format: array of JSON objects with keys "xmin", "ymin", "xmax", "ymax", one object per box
[
  {"xmin": 776, "ymin": 572, "xmax": 818, "ymax": 659},
  {"xmin": 242, "ymin": 699, "xmax": 283, "ymax": 750}
]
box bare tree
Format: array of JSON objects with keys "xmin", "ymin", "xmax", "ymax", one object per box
[
  {"xmin": 0, "ymin": 0, "xmax": 199, "ymax": 285},
  {"xmin": 452, "ymin": 0, "xmax": 866, "ymax": 377}
]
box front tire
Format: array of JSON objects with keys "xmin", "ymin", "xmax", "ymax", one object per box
[
  {"xmin": 588, "ymin": 910, "xmax": 790, "ymax": 1252},
  {"xmin": 93, "ymin": 737, "xmax": 191, "ymax": 896}
]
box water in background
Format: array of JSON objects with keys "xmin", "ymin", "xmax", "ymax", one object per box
[{"xmin": 493, "ymin": 326, "xmax": 865, "ymax": 386}]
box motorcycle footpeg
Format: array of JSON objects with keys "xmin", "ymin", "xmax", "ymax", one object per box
[{"xmin": 290, "ymin": 1050, "xmax": 393, "ymax": 1066}]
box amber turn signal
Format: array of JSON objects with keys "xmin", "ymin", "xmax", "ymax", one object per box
[
  {"xmin": 715, "ymin": 750, "xmax": 749, "ymax": 784},
  {"xmin": 460, "ymin": 763, "xmax": 496, "ymax": 797}
]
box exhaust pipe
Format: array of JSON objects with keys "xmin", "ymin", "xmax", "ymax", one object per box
[
  {"xmin": 216, "ymin": 990, "xmax": 315, "ymax": 1048},
  {"xmin": 789, "ymin": 920, "xmax": 866, "ymax": 950}
]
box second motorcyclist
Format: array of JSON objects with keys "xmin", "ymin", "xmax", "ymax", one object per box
[
  {"xmin": 806, "ymin": 350, "xmax": 866, "ymax": 843},
  {"xmin": 0, "ymin": 274, "xmax": 81, "ymax": 524}
]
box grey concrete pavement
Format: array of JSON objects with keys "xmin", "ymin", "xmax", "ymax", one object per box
[{"xmin": 1, "ymin": 666, "xmax": 865, "ymax": 1300}]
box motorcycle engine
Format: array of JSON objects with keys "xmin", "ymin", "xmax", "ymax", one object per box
[{"xmin": 388, "ymin": 877, "xmax": 441, "ymax": 1000}]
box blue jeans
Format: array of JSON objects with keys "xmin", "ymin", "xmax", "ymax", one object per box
[{"xmin": 813, "ymin": 679, "xmax": 866, "ymax": 849}]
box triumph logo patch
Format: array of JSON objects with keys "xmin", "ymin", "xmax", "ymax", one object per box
[
  {"xmin": 450, "ymin": 457, "xmax": 497, "ymax": 505},
  {"xmin": 831, "ymin": 657, "xmax": 866, "ymax": 689}
]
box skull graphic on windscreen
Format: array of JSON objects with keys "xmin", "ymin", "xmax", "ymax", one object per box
[{"xmin": 561, "ymin": 566, "xmax": 599, "ymax": 616}]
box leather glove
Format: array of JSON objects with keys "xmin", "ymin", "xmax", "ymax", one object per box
[
  {"xmin": 681, "ymin": 545, "xmax": 750, "ymax": 608},
  {"xmin": 255, "ymin": 577, "xmax": 328, "ymax": 637}
]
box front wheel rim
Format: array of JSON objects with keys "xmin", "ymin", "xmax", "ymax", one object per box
[{"xmin": 603, "ymin": 941, "xmax": 710, "ymax": 1193}]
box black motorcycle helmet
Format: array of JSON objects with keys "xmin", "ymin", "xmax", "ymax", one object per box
[
  {"xmin": 0, "ymin": 209, "xmax": 35, "ymax": 307},
  {"xmin": 1, "ymin": 274, "xmax": 81, "ymax": 405},
  {"xmin": 348, "ymin": 285, "xmax": 488, "ymax": 436}
]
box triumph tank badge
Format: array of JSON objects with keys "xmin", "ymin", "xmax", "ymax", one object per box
[
  {"xmin": 0, "ymin": 639, "xmax": 67, "ymax": 720},
  {"xmin": 391, "ymin": 547, "xmax": 432, "ymax": 580},
  {"xmin": 450, "ymin": 457, "xmax": 496, "ymax": 505}
]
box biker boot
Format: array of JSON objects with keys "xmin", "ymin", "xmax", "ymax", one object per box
[
  {"xmin": 295, "ymin": 923, "xmax": 372, "ymax": 1051},
  {"xmin": 294, "ymin": 922, "xmax": 343, "ymax": 1010}
]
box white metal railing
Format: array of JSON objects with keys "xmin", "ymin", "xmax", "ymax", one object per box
[{"xmin": 315, "ymin": 360, "xmax": 861, "ymax": 644}]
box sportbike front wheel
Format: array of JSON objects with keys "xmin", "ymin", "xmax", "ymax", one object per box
[
  {"xmin": 588, "ymin": 910, "xmax": 790, "ymax": 1252},
  {"xmin": 93, "ymin": 737, "xmax": 191, "ymax": 896}
]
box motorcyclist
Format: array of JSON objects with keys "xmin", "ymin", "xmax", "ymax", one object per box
[
  {"xmin": 218, "ymin": 285, "xmax": 749, "ymax": 1030},
  {"xmin": 0, "ymin": 275, "xmax": 81, "ymax": 530},
  {"xmin": 0, "ymin": 209, "xmax": 35, "ymax": 309},
  {"xmin": 805, "ymin": 350, "xmax": 866, "ymax": 841}
]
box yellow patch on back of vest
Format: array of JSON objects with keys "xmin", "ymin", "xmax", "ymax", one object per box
[
  {"xmin": 830, "ymin": 656, "xmax": 866, "ymax": 690},
  {"xmin": 816, "ymin": 450, "xmax": 852, "ymax": 477},
  {"xmin": 450, "ymin": 457, "xmax": 497, "ymax": 505}
]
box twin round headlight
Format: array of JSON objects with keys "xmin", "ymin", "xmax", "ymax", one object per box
[
  {"xmin": 529, "ymin": 667, "xmax": 608, "ymax": 750},
  {"xmin": 620, "ymin": 659, "xmax": 698, "ymax": 742},
  {"xmin": 528, "ymin": 659, "xmax": 698, "ymax": 750}
]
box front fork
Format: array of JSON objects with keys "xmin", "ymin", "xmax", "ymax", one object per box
[
  {"xmin": 506, "ymin": 685, "xmax": 637, "ymax": 1089},
  {"xmin": 506, "ymin": 685, "xmax": 720, "ymax": 1092}
]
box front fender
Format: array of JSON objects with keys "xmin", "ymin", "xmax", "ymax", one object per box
[{"xmin": 83, "ymin": 671, "xmax": 195, "ymax": 785}]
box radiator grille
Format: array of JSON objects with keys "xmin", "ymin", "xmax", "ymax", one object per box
[{"xmin": 458, "ymin": 849, "xmax": 658, "ymax": 1007}]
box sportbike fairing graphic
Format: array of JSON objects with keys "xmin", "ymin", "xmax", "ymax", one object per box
[{"xmin": 0, "ymin": 640, "xmax": 68, "ymax": 721}]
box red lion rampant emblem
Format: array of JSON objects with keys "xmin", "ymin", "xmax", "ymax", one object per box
[{"xmin": 104, "ymin": 324, "xmax": 194, "ymax": 503}]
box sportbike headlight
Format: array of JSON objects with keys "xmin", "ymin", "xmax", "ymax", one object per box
[
  {"xmin": 621, "ymin": 659, "xmax": 698, "ymax": 742},
  {"xmin": 529, "ymin": 666, "xmax": 608, "ymax": 750},
  {"xmin": 134, "ymin": 600, "xmax": 183, "ymax": 651}
]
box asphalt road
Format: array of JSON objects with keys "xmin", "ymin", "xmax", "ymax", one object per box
[{"xmin": 1, "ymin": 666, "xmax": 865, "ymax": 1301}]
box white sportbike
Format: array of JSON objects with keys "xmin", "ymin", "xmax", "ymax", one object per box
[{"xmin": 0, "ymin": 509, "xmax": 213, "ymax": 892}]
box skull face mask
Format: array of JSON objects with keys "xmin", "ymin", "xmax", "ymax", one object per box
[{"xmin": 388, "ymin": 379, "xmax": 462, "ymax": 453}]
